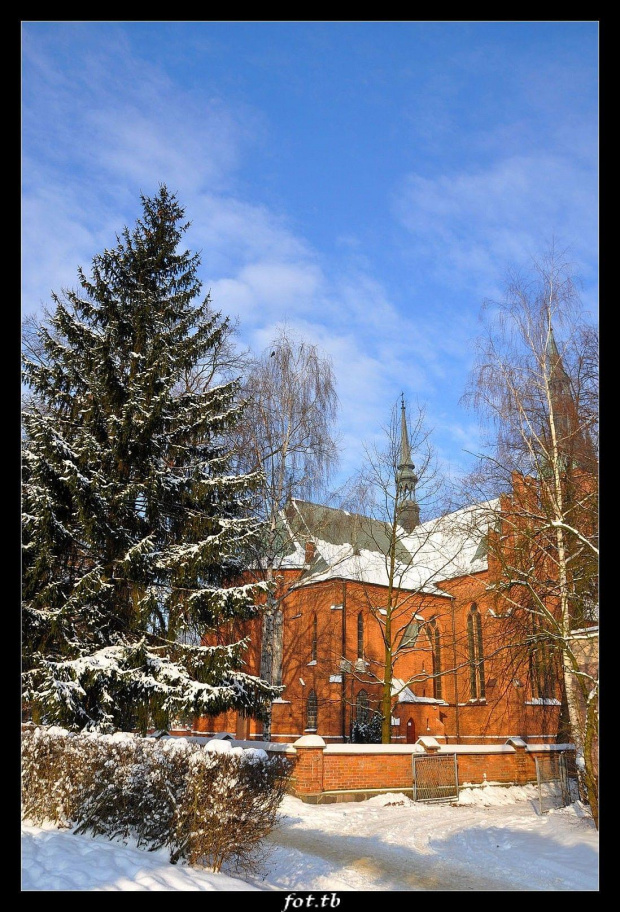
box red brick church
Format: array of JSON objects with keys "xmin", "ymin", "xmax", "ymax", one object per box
[{"xmin": 198, "ymin": 392, "xmax": 594, "ymax": 746}]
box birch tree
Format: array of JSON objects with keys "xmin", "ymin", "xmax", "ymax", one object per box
[
  {"xmin": 233, "ymin": 329, "xmax": 339, "ymax": 735},
  {"xmin": 463, "ymin": 251, "xmax": 598, "ymax": 825}
]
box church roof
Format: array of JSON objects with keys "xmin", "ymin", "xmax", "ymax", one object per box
[
  {"xmin": 391, "ymin": 678, "xmax": 448, "ymax": 705},
  {"xmin": 277, "ymin": 496, "xmax": 500, "ymax": 592}
]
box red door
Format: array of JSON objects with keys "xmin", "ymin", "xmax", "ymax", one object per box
[{"xmin": 406, "ymin": 718, "xmax": 416, "ymax": 743}]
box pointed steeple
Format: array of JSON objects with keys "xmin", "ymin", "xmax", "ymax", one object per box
[
  {"xmin": 399, "ymin": 394, "xmax": 412, "ymax": 466},
  {"xmin": 544, "ymin": 325, "xmax": 595, "ymax": 472},
  {"xmin": 396, "ymin": 397, "xmax": 420, "ymax": 532},
  {"xmin": 547, "ymin": 326, "xmax": 573, "ymax": 404}
]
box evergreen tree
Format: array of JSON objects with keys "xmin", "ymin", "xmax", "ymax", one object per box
[{"xmin": 22, "ymin": 186, "xmax": 279, "ymax": 733}]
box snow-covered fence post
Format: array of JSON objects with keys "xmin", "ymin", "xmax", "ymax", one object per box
[
  {"xmin": 506, "ymin": 737, "xmax": 528, "ymax": 784},
  {"xmin": 291, "ymin": 735, "xmax": 325, "ymax": 800}
]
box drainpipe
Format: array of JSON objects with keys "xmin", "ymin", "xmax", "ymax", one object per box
[{"xmin": 450, "ymin": 597, "xmax": 460, "ymax": 743}]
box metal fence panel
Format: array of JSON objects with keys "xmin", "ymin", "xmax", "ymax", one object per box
[
  {"xmin": 535, "ymin": 752, "xmax": 579, "ymax": 815},
  {"xmin": 412, "ymin": 753, "xmax": 459, "ymax": 803},
  {"xmin": 559, "ymin": 752, "xmax": 580, "ymax": 806}
]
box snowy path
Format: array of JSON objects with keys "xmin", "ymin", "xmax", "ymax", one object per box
[
  {"xmin": 261, "ymin": 815, "xmax": 519, "ymax": 891},
  {"xmin": 248, "ymin": 793, "xmax": 598, "ymax": 892}
]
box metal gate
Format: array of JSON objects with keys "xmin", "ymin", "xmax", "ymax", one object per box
[
  {"xmin": 535, "ymin": 751, "xmax": 579, "ymax": 815},
  {"xmin": 412, "ymin": 753, "xmax": 459, "ymax": 802}
]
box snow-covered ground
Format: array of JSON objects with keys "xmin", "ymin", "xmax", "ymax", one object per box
[{"xmin": 22, "ymin": 785, "xmax": 598, "ymax": 892}]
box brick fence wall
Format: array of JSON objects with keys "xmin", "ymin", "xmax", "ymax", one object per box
[{"xmin": 230, "ymin": 734, "xmax": 575, "ymax": 803}]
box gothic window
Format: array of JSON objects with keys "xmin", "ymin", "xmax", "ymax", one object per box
[
  {"xmin": 467, "ymin": 604, "xmax": 485, "ymax": 699},
  {"xmin": 475, "ymin": 608, "xmax": 485, "ymax": 698},
  {"xmin": 357, "ymin": 611, "xmax": 364, "ymax": 659},
  {"xmin": 356, "ymin": 689, "xmax": 369, "ymax": 724},
  {"xmin": 529, "ymin": 612, "xmax": 555, "ymax": 699},
  {"xmin": 306, "ymin": 690, "xmax": 318, "ymax": 730},
  {"xmin": 311, "ymin": 613, "xmax": 318, "ymax": 662},
  {"xmin": 429, "ymin": 618, "xmax": 442, "ymax": 700},
  {"xmin": 400, "ymin": 618, "xmax": 420, "ymax": 649}
]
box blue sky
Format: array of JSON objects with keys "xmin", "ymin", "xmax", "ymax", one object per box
[{"xmin": 21, "ymin": 21, "xmax": 599, "ymax": 492}]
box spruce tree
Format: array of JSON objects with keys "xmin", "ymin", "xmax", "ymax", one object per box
[{"xmin": 22, "ymin": 186, "xmax": 278, "ymax": 733}]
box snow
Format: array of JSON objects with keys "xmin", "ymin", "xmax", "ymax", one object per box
[
  {"xmin": 525, "ymin": 698, "xmax": 561, "ymax": 706},
  {"xmin": 284, "ymin": 498, "xmax": 501, "ymax": 590},
  {"xmin": 203, "ymin": 738, "xmax": 244, "ymax": 756},
  {"xmin": 322, "ymin": 741, "xmax": 535, "ymax": 755},
  {"xmin": 21, "ymin": 824, "xmax": 259, "ymax": 891},
  {"xmin": 392, "ymin": 677, "xmax": 447, "ymax": 705},
  {"xmin": 22, "ymin": 786, "xmax": 598, "ymax": 891},
  {"xmin": 571, "ymin": 626, "xmax": 598, "ymax": 638}
]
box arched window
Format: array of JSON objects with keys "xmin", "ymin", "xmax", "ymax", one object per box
[
  {"xmin": 356, "ymin": 689, "xmax": 369, "ymax": 724},
  {"xmin": 357, "ymin": 611, "xmax": 364, "ymax": 659},
  {"xmin": 475, "ymin": 607, "xmax": 485, "ymax": 698},
  {"xmin": 429, "ymin": 618, "xmax": 442, "ymax": 700},
  {"xmin": 311, "ymin": 613, "xmax": 318, "ymax": 662},
  {"xmin": 467, "ymin": 604, "xmax": 485, "ymax": 699},
  {"xmin": 400, "ymin": 618, "xmax": 420, "ymax": 649},
  {"xmin": 306, "ymin": 690, "xmax": 318, "ymax": 730},
  {"xmin": 529, "ymin": 611, "xmax": 555, "ymax": 699}
]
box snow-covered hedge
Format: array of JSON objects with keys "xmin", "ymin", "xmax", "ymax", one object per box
[{"xmin": 21, "ymin": 725, "xmax": 290, "ymax": 874}]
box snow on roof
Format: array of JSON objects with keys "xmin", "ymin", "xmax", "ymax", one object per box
[
  {"xmin": 391, "ymin": 677, "xmax": 447, "ymax": 704},
  {"xmin": 391, "ymin": 677, "xmax": 416, "ymax": 702},
  {"xmin": 282, "ymin": 497, "xmax": 500, "ymax": 590}
]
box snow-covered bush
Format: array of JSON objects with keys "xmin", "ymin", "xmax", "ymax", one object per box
[
  {"xmin": 174, "ymin": 740, "xmax": 289, "ymax": 873},
  {"xmin": 21, "ymin": 725, "xmax": 84, "ymax": 826},
  {"xmin": 71, "ymin": 734, "xmax": 194, "ymax": 850},
  {"xmin": 21, "ymin": 726, "xmax": 290, "ymax": 873}
]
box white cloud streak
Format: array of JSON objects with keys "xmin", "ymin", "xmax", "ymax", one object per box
[
  {"xmin": 395, "ymin": 153, "xmax": 598, "ymax": 304},
  {"xmin": 22, "ymin": 26, "xmax": 597, "ymax": 493}
]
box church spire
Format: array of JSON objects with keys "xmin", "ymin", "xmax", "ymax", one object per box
[
  {"xmin": 396, "ymin": 396, "xmax": 420, "ymax": 532},
  {"xmin": 399, "ymin": 394, "xmax": 412, "ymax": 466},
  {"xmin": 544, "ymin": 325, "xmax": 595, "ymax": 473},
  {"xmin": 547, "ymin": 325, "xmax": 573, "ymax": 407}
]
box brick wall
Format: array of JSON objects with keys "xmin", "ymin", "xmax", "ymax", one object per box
[{"xmin": 251, "ymin": 735, "xmax": 573, "ymax": 802}]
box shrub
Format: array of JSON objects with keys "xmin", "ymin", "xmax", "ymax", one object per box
[
  {"xmin": 351, "ymin": 713, "xmax": 383, "ymax": 743},
  {"xmin": 21, "ymin": 725, "xmax": 84, "ymax": 826},
  {"xmin": 174, "ymin": 747, "xmax": 289, "ymax": 873},
  {"xmin": 21, "ymin": 726, "xmax": 290, "ymax": 875}
]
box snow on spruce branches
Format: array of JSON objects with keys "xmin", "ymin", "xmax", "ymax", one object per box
[{"xmin": 22, "ymin": 186, "xmax": 279, "ymax": 732}]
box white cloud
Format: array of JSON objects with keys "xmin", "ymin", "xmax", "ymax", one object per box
[
  {"xmin": 22, "ymin": 26, "xmax": 248, "ymax": 197},
  {"xmin": 210, "ymin": 261, "xmax": 323, "ymax": 326},
  {"xmin": 21, "ymin": 183, "xmax": 120, "ymax": 315},
  {"xmin": 23, "ymin": 28, "xmax": 596, "ymax": 496},
  {"xmin": 395, "ymin": 154, "xmax": 598, "ymax": 302},
  {"xmin": 21, "ymin": 27, "xmax": 259, "ymax": 315}
]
